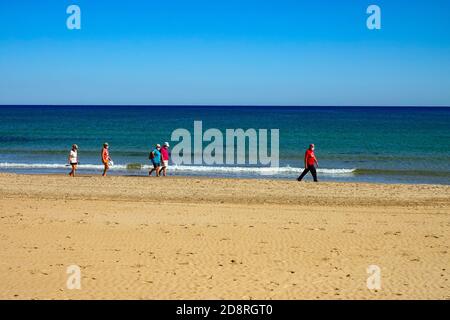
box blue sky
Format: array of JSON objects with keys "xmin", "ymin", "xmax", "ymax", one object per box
[{"xmin": 0, "ymin": 0, "xmax": 449, "ymax": 106}]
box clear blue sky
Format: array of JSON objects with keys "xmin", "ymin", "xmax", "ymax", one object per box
[{"xmin": 0, "ymin": 0, "xmax": 449, "ymax": 106}]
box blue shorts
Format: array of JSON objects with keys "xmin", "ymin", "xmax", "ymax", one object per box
[{"xmin": 151, "ymin": 160, "xmax": 161, "ymax": 167}]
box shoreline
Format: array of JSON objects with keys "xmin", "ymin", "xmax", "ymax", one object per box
[
  {"xmin": 1, "ymin": 170, "xmax": 449, "ymax": 184},
  {"xmin": 1, "ymin": 169, "xmax": 449, "ymax": 187},
  {"xmin": 0, "ymin": 173, "xmax": 449, "ymax": 299}
]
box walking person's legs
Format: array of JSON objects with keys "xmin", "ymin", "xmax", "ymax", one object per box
[
  {"xmin": 309, "ymin": 165, "xmax": 318, "ymax": 182},
  {"xmin": 149, "ymin": 160, "xmax": 156, "ymax": 176},
  {"xmin": 150, "ymin": 161, "xmax": 161, "ymax": 176},
  {"xmin": 161, "ymin": 160, "xmax": 168, "ymax": 176},
  {"xmin": 102, "ymin": 163, "xmax": 109, "ymax": 176},
  {"xmin": 297, "ymin": 167, "xmax": 310, "ymax": 181},
  {"xmin": 69, "ymin": 164, "xmax": 77, "ymax": 177}
]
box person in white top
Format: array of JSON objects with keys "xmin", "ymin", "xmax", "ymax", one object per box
[{"xmin": 68, "ymin": 144, "xmax": 78, "ymax": 177}]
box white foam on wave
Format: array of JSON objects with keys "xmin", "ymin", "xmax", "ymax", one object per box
[
  {"xmin": 0, "ymin": 162, "xmax": 118, "ymax": 170},
  {"xmin": 170, "ymin": 165, "xmax": 355, "ymax": 175},
  {"xmin": 0, "ymin": 162, "xmax": 356, "ymax": 175}
]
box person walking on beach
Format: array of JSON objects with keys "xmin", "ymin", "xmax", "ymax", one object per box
[
  {"xmin": 160, "ymin": 142, "xmax": 170, "ymax": 177},
  {"xmin": 68, "ymin": 144, "xmax": 78, "ymax": 177},
  {"xmin": 149, "ymin": 144, "xmax": 162, "ymax": 177},
  {"xmin": 101, "ymin": 142, "xmax": 111, "ymax": 176},
  {"xmin": 297, "ymin": 144, "xmax": 319, "ymax": 182}
]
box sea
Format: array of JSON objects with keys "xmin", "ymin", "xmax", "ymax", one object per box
[{"xmin": 0, "ymin": 106, "xmax": 449, "ymax": 185}]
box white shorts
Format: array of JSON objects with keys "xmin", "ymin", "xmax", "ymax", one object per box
[{"xmin": 162, "ymin": 160, "xmax": 169, "ymax": 167}]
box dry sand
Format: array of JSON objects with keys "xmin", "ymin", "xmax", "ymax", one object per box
[{"xmin": 0, "ymin": 173, "xmax": 449, "ymax": 299}]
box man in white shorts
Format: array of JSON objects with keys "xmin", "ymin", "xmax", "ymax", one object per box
[{"xmin": 160, "ymin": 142, "xmax": 170, "ymax": 177}]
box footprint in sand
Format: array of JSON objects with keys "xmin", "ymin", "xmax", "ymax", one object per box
[
  {"xmin": 384, "ymin": 231, "xmax": 401, "ymax": 236},
  {"xmin": 425, "ymin": 234, "xmax": 441, "ymax": 239}
]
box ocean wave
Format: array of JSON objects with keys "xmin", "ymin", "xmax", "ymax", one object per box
[
  {"xmin": 0, "ymin": 163, "xmax": 111, "ymax": 170},
  {"xmin": 169, "ymin": 165, "xmax": 355, "ymax": 175},
  {"xmin": 0, "ymin": 162, "xmax": 355, "ymax": 175},
  {"xmin": 354, "ymin": 168, "xmax": 450, "ymax": 177}
]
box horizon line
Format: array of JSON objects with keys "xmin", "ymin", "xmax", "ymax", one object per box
[{"xmin": 1, "ymin": 104, "xmax": 449, "ymax": 108}]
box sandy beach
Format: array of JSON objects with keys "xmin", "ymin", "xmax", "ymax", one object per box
[{"xmin": 0, "ymin": 173, "xmax": 449, "ymax": 300}]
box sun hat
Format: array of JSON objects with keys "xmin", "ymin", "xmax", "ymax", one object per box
[
  {"xmin": 104, "ymin": 142, "xmax": 109, "ymax": 147},
  {"xmin": 72, "ymin": 144, "xmax": 78, "ymax": 149},
  {"xmin": 156, "ymin": 143, "xmax": 161, "ymax": 148},
  {"xmin": 164, "ymin": 142, "xmax": 170, "ymax": 147}
]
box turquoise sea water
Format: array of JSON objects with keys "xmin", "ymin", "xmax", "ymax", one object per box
[{"xmin": 0, "ymin": 106, "xmax": 449, "ymax": 184}]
